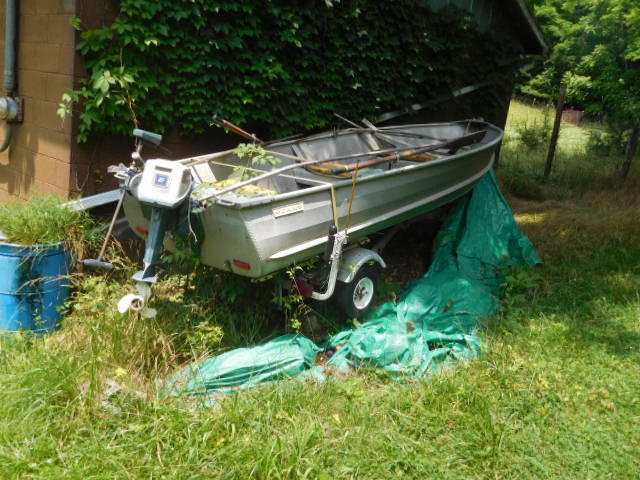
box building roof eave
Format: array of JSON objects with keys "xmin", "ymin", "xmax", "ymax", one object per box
[{"xmin": 511, "ymin": 0, "xmax": 549, "ymax": 56}]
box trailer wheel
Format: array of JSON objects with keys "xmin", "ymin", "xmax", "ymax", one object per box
[{"xmin": 334, "ymin": 264, "xmax": 379, "ymax": 318}]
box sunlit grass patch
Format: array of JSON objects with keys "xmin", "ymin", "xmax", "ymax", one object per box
[
  {"xmin": 501, "ymin": 99, "xmax": 637, "ymax": 199},
  {"xmin": 514, "ymin": 211, "xmax": 548, "ymax": 226}
]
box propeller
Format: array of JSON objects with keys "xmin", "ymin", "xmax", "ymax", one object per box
[{"xmin": 117, "ymin": 282, "xmax": 157, "ymax": 318}]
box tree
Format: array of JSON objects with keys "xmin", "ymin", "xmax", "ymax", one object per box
[{"xmin": 524, "ymin": 0, "xmax": 640, "ymax": 179}]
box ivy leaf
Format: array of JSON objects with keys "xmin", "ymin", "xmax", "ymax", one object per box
[
  {"xmin": 70, "ymin": 16, "xmax": 82, "ymax": 31},
  {"xmin": 56, "ymin": 104, "xmax": 70, "ymax": 119},
  {"xmin": 94, "ymin": 76, "xmax": 110, "ymax": 94}
]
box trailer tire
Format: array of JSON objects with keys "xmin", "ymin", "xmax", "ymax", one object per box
[{"xmin": 334, "ymin": 264, "xmax": 379, "ymax": 318}]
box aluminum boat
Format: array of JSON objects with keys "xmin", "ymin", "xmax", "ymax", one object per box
[{"xmin": 116, "ymin": 119, "xmax": 503, "ymax": 314}]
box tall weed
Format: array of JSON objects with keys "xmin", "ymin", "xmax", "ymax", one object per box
[
  {"xmin": 0, "ymin": 194, "xmax": 92, "ymax": 246},
  {"xmin": 512, "ymin": 104, "xmax": 552, "ymax": 150},
  {"xmin": 59, "ymin": 266, "xmax": 279, "ymax": 383}
]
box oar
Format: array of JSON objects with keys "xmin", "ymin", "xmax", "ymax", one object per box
[
  {"xmin": 334, "ymin": 113, "xmax": 364, "ymax": 129},
  {"xmin": 211, "ymin": 115, "xmax": 263, "ymax": 144},
  {"xmin": 355, "ymin": 120, "xmax": 446, "ymax": 143},
  {"xmin": 211, "ymin": 116, "xmax": 307, "ymax": 147},
  {"xmin": 319, "ymin": 130, "xmax": 487, "ymax": 175}
]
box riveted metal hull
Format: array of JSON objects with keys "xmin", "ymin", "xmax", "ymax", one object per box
[{"xmin": 123, "ymin": 120, "xmax": 503, "ymax": 278}]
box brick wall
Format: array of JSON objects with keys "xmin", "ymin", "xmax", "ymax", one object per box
[{"xmin": 0, "ymin": 0, "xmax": 77, "ymax": 200}]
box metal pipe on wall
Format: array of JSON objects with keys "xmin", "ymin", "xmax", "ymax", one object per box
[
  {"xmin": 0, "ymin": 0, "xmax": 19, "ymax": 152},
  {"xmin": 3, "ymin": 0, "xmax": 16, "ymax": 93}
]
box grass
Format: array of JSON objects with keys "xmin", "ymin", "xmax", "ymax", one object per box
[
  {"xmin": 500, "ymin": 99, "xmax": 636, "ymax": 200},
  {"xmin": 0, "ymin": 194, "xmax": 92, "ymax": 246},
  {"xmin": 0, "ymin": 100, "xmax": 639, "ymax": 478}
]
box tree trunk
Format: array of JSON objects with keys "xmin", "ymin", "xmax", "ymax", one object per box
[
  {"xmin": 620, "ymin": 125, "xmax": 640, "ymax": 181},
  {"xmin": 543, "ymin": 84, "xmax": 567, "ymax": 182}
]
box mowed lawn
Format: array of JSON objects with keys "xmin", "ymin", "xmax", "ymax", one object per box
[{"xmin": 0, "ymin": 101, "xmax": 639, "ymax": 479}]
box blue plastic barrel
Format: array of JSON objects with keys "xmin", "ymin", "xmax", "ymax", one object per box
[{"xmin": 0, "ymin": 241, "xmax": 72, "ymax": 333}]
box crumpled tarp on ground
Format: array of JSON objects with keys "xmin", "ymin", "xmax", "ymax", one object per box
[
  {"xmin": 167, "ymin": 170, "xmax": 541, "ymax": 398},
  {"xmin": 325, "ymin": 168, "xmax": 541, "ymax": 376},
  {"xmin": 167, "ymin": 334, "xmax": 320, "ymax": 396}
]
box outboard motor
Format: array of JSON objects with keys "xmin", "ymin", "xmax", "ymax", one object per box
[
  {"xmin": 117, "ymin": 129, "xmax": 193, "ymax": 315},
  {"xmin": 133, "ymin": 156, "xmax": 192, "ymax": 282}
]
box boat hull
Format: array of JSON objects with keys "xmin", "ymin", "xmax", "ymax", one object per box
[{"xmin": 123, "ymin": 120, "xmax": 502, "ymax": 278}]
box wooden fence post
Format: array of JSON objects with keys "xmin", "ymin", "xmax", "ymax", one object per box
[
  {"xmin": 620, "ymin": 125, "xmax": 640, "ymax": 181},
  {"xmin": 543, "ymin": 83, "xmax": 567, "ymax": 182}
]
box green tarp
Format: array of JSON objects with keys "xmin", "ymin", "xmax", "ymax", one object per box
[
  {"xmin": 167, "ymin": 170, "xmax": 541, "ymax": 398},
  {"xmin": 325, "ymin": 168, "xmax": 541, "ymax": 376},
  {"xmin": 167, "ymin": 334, "xmax": 321, "ymax": 396}
]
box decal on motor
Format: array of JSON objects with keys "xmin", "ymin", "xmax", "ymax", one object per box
[{"xmin": 153, "ymin": 173, "xmax": 170, "ymax": 189}]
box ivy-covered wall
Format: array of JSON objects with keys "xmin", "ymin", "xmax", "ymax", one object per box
[
  {"xmin": 69, "ymin": 0, "xmax": 523, "ymax": 143},
  {"xmin": 65, "ymin": 0, "xmax": 529, "ymax": 195}
]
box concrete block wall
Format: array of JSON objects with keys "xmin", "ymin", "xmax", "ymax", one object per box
[{"xmin": 0, "ymin": 0, "xmax": 77, "ymax": 200}]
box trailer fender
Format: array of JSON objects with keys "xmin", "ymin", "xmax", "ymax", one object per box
[{"xmin": 338, "ymin": 247, "xmax": 386, "ymax": 284}]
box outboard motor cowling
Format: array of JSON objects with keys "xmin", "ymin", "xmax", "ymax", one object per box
[{"xmin": 136, "ymin": 159, "xmax": 193, "ymax": 209}]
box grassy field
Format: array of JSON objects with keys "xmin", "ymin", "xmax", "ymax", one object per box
[
  {"xmin": 1, "ymin": 100, "xmax": 639, "ymax": 479},
  {"xmin": 501, "ymin": 100, "xmax": 636, "ymax": 199}
]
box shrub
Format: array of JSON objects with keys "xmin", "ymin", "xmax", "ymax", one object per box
[
  {"xmin": 513, "ymin": 112, "xmax": 552, "ymax": 150},
  {"xmin": 586, "ymin": 128, "xmax": 628, "ymax": 156},
  {"xmin": 586, "ymin": 130, "xmax": 611, "ymax": 156}
]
